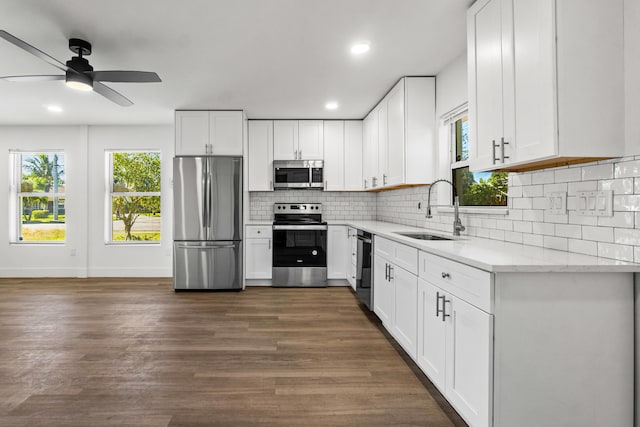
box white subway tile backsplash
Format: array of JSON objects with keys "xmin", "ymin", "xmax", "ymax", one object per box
[
  {"xmin": 597, "ymin": 242, "xmax": 634, "ymax": 262},
  {"xmin": 555, "ymin": 224, "xmax": 582, "ymax": 239},
  {"xmin": 569, "ymin": 211, "xmax": 598, "ymax": 226},
  {"xmin": 568, "ymin": 239, "xmax": 598, "ymax": 256},
  {"xmin": 522, "ymin": 210, "xmax": 544, "ymax": 222},
  {"xmin": 512, "ymin": 198, "xmax": 533, "ymax": 209},
  {"xmin": 582, "ymin": 164, "xmax": 614, "ymax": 181},
  {"xmin": 504, "ymin": 231, "xmax": 523, "ymax": 243},
  {"xmin": 568, "ymin": 181, "xmax": 598, "ymax": 196},
  {"xmin": 582, "ymin": 226, "xmax": 614, "ymax": 243},
  {"xmin": 543, "ymin": 212, "xmax": 569, "ymax": 224},
  {"xmin": 513, "ymin": 221, "xmax": 533, "ymax": 233},
  {"xmin": 522, "ymin": 233, "xmax": 544, "ymax": 247},
  {"xmin": 555, "ymin": 168, "xmax": 581, "ymax": 183},
  {"xmin": 522, "ymin": 185, "xmax": 544, "ymax": 197},
  {"xmin": 544, "ymin": 236, "xmax": 568, "ymax": 251},
  {"xmin": 614, "ymin": 228, "xmax": 640, "ymax": 246},
  {"xmin": 614, "ymin": 195, "xmax": 640, "ymax": 211},
  {"xmin": 510, "ymin": 173, "xmax": 532, "ymax": 187},
  {"xmin": 599, "ymin": 178, "xmax": 635, "ymax": 194},
  {"xmin": 531, "ymin": 171, "xmax": 555, "ymax": 185},
  {"xmin": 614, "ymin": 160, "xmax": 640, "ymax": 178},
  {"xmin": 508, "ymin": 186, "xmax": 523, "ymax": 198},
  {"xmin": 543, "ymin": 183, "xmax": 568, "ymax": 195},
  {"xmin": 532, "ymin": 222, "xmax": 555, "ymax": 236},
  {"xmin": 598, "ymin": 212, "xmax": 635, "ymax": 228}
]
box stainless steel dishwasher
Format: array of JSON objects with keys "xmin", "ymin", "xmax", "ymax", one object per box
[{"xmin": 356, "ymin": 230, "xmax": 373, "ymax": 310}]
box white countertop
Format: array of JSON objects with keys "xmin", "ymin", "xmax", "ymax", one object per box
[{"xmin": 329, "ymin": 220, "xmax": 640, "ymax": 273}]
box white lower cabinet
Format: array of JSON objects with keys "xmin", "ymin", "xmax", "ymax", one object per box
[
  {"xmin": 245, "ymin": 226, "xmax": 272, "ymax": 279},
  {"xmin": 347, "ymin": 227, "xmax": 357, "ymax": 290},
  {"xmin": 327, "ymin": 226, "xmax": 349, "ymax": 280},
  {"xmin": 373, "ymin": 255, "xmax": 394, "ymax": 327},
  {"xmin": 418, "ymin": 279, "xmax": 492, "ymax": 427},
  {"xmin": 391, "ymin": 266, "xmax": 418, "ymax": 359}
]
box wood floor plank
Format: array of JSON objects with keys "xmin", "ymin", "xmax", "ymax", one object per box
[{"xmin": 0, "ymin": 278, "xmax": 466, "ymax": 426}]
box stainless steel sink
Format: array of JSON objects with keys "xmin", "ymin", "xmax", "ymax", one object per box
[{"xmin": 394, "ymin": 232, "xmax": 453, "ymax": 241}]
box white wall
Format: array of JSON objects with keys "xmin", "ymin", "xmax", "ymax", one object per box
[
  {"xmin": 435, "ymin": 53, "xmax": 468, "ymax": 119},
  {"xmin": 87, "ymin": 126, "xmax": 173, "ymax": 277},
  {"xmin": 625, "ymin": 0, "xmax": 640, "ymax": 156},
  {"xmin": 0, "ymin": 125, "xmax": 173, "ymax": 277}
]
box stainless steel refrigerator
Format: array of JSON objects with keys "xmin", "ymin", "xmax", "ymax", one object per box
[{"xmin": 173, "ymin": 156, "xmax": 243, "ymax": 290}]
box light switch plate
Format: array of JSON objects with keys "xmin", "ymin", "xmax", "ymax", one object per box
[
  {"xmin": 575, "ymin": 190, "xmax": 613, "ymax": 217},
  {"xmin": 546, "ymin": 192, "xmax": 567, "ymax": 214}
]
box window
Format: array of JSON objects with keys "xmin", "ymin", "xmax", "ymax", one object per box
[
  {"xmin": 449, "ymin": 112, "xmax": 508, "ymax": 207},
  {"xmin": 11, "ymin": 152, "xmax": 66, "ymax": 243},
  {"xmin": 107, "ymin": 151, "xmax": 161, "ymax": 243}
]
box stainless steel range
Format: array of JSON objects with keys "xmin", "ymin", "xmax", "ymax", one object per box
[{"xmin": 272, "ymin": 203, "xmax": 327, "ymax": 287}]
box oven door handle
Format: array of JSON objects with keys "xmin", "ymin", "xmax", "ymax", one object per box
[{"xmin": 273, "ymin": 225, "xmax": 328, "ymax": 231}]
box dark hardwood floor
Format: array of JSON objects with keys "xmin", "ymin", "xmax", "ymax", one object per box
[{"xmin": 0, "ymin": 278, "xmax": 466, "ymax": 426}]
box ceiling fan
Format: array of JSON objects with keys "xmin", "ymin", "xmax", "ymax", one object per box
[{"xmin": 0, "ymin": 30, "xmax": 161, "ymax": 107}]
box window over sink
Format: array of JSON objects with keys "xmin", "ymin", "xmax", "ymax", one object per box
[{"xmin": 447, "ymin": 109, "xmax": 508, "ymax": 207}]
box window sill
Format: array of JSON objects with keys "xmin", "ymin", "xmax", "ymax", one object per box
[
  {"xmin": 10, "ymin": 242, "xmax": 65, "ymax": 246},
  {"xmin": 105, "ymin": 242, "xmax": 162, "ymax": 246},
  {"xmin": 434, "ymin": 206, "xmax": 509, "ymax": 216}
]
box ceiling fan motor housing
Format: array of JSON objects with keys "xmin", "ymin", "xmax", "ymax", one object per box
[{"xmin": 68, "ymin": 38, "xmax": 91, "ymax": 56}]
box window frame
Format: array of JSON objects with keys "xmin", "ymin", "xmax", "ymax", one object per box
[
  {"xmin": 435, "ymin": 104, "xmax": 508, "ymax": 215},
  {"xmin": 105, "ymin": 150, "xmax": 162, "ymax": 245},
  {"xmin": 10, "ymin": 150, "xmax": 66, "ymax": 244}
]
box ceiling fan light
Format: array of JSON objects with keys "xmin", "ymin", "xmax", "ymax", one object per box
[{"xmin": 65, "ymin": 71, "xmax": 93, "ymax": 91}]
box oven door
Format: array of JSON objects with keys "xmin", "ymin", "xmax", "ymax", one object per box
[
  {"xmin": 274, "ymin": 166, "xmax": 310, "ymax": 189},
  {"xmin": 272, "ymin": 225, "xmax": 327, "ymax": 267}
]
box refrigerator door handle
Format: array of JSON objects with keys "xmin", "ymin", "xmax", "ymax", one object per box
[{"xmin": 176, "ymin": 244, "xmax": 236, "ymax": 249}]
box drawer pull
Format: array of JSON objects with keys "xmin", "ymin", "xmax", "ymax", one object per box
[
  {"xmin": 441, "ymin": 272, "xmax": 451, "ymax": 279},
  {"xmin": 442, "ymin": 297, "xmax": 451, "ymax": 322},
  {"xmin": 436, "ymin": 292, "xmax": 445, "ymax": 318}
]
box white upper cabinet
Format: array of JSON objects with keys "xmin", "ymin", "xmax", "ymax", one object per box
[
  {"xmin": 248, "ymin": 120, "xmax": 274, "ymax": 191},
  {"xmin": 386, "ymin": 79, "xmax": 405, "ymax": 187},
  {"xmin": 467, "ymin": 0, "xmax": 624, "ymax": 172},
  {"xmin": 175, "ymin": 110, "xmax": 243, "ymax": 156},
  {"xmin": 324, "ymin": 120, "xmax": 364, "ymax": 192},
  {"xmin": 298, "ymin": 120, "xmax": 324, "ymax": 160},
  {"xmin": 344, "ymin": 121, "xmax": 363, "ymax": 191},
  {"xmin": 273, "ymin": 120, "xmax": 299, "ymax": 160},
  {"xmin": 364, "ymin": 77, "xmax": 435, "ymax": 191},
  {"xmin": 323, "ymin": 121, "xmax": 345, "ymax": 191},
  {"xmin": 273, "ymin": 120, "xmax": 324, "ymax": 160}
]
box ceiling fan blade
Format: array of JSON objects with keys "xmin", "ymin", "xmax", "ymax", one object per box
[
  {"xmin": 90, "ymin": 70, "xmax": 161, "ymax": 83},
  {"xmin": 0, "ymin": 74, "xmax": 64, "ymax": 82},
  {"xmin": 93, "ymin": 82, "xmax": 133, "ymax": 107},
  {"xmin": 0, "ymin": 30, "xmax": 69, "ymax": 73}
]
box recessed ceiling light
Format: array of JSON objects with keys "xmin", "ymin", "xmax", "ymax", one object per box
[
  {"xmin": 46, "ymin": 105, "xmax": 63, "ymax": 113},
  {"xmin": 351, "ymin": 41, "xmax": 370, "ymax": 55},
  {"xmin": 325, "ymin": 101, "xmax": 338, "ymax": 110}
]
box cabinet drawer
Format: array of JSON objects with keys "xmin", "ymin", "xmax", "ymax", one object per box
[
  {"xmin": 375, "ymin": 236, "xmax": 418, "ymax": 275},
  {"xmin": 246, "ymin": 226, "xmax": 272, "ymax": 238},
  {"xmin": 419, "ymin": 251, "xmax": 492, "ymax": 313}
]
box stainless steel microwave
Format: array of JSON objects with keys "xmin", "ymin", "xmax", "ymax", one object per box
[{"xmin": 273, "ymin": 160, "xmax": 324, "ymax": 190}]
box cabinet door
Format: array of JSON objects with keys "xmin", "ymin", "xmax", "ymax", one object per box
[
  {"xmin": 445, "ymin": 294, "xmax": 493, "ymax": 427},
  {"xmin": 298, "ymin": 120, "xmax": 324, "ymax": 159},
  {"xmin": 362, "ymin": 113, "xmax": 373, "ymax": 190},
  {"xmin": 273, "ymin": 120, "xmax": 298, "ymax": 160},
  {"xmin": 511, "ymin": 0, "xmax": 556, "ymax": 163},
  {"xmin": 248, "ymin": 121, "xmax": 274, "ymax": 191},
  {"xmin": 175, "ymin": 111, "xmax": 209, "ymax": 155},
  {"xmin": 344, "ymin": 121, "xmax": 363, "ymax": 191},
  {"xmin": 392, "ymin": 266, "xmax": 418, "ymax": 359},
  {"xmin": 373, "ymin": 255, "xmax": 394, "ymax": 327},
  {"xmin": 245, "ymin": 238, "xmax": 272, "ymax": 279},
  {"xmin": 323, "ymin": 121, "xmax": 345, "ymax": 191},
  {"xmin": 209, "ymin": 111, "xmax": 243, "ymax": 155},
  {"xmin": 417, "ymin": 279, "xmax": 447, "ymax": 391},
  {"xmin": 327, "ymin": 225, "xmax": 348, "ymax": 279},
  {"xmin": 377, "ymin": 102, "xmax": 388, "ymax": 188},
  {"xmin": 386, "ymin": 80, "xmax": 405, "ymax": 186},
  {"xmin": 468, "ymin": 0, "xmax": 507, "ymax": 171}
]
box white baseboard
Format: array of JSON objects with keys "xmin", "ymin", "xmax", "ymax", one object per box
[
  {"xmin": 0, "ymin": 267, "xmax": 88, "ymax": 278},
  {"xmin": 87, "ymin": 267, "xmax": 172, "ymax": 277}
]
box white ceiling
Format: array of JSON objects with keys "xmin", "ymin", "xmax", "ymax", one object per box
[{"xmin": 0, "ymin": 0, "xmax": 470, "ymax": 125}]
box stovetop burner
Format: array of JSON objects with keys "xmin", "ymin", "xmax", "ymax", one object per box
[{"xmin": 273, "ymin": 203, "xmax": 324, "ymax": 225}]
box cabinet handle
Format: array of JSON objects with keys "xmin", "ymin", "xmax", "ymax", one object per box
[
  {"xmin": 383, "ymin": 174, "xmax": 387, "ymax": 186},
  {"xmin": 436, "ymin": 291, "xmax": 441, "ymax": 318},
  {"xmin": 364, "ymin": 179, "xmax": 368, "ymax": 189},
  {"xmin": 294, "ymin": 149, "xmax": 298, "ymax": 159},
  {"xmin": 299, "ymin": 149, "xmax": 302, "ymax": 159},
  {"xmin": 442, "ymin": 297, "xmax": 451, "ymax": 322},
  {"xmin": 441, "ymin": 272, "xmax": 450, "ymax": 279},
  {"xmin": 389, "ymin": 265, "xmax": 394, "ymax": 281},
  {"xmin": 325, "ymin": 180, "xmax": 328, "ymax": 189},
  {"xmin": 270, "ymin": 180, "xmax": 273, "ymax": 190},
  {"xmin": 385, "ymin": 263, "xmax": 389, "ymax": 281},
  {"xmin": 501, "ymin": 137, "xmax": 509, "ymax": 162},
  {"xmin": 372, "ymin": 176, "xmax": 378, "ymax": 187},
  {"xmin": 268, "ymin": 239, "xmax": 271, "ymax": 250},
  {"xmin": 492, "ymin": 140, "xmax": 500, "ymax": 164}
]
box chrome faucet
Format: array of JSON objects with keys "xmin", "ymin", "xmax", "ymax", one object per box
[{"xmin": 426, "ymin": 179, "xmax": 466, "ymax": 236}]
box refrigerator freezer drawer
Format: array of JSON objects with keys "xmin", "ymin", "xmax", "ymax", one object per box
[{"xmin": 173, "ymin": 241, "xmax": 242, "ymax": 290}]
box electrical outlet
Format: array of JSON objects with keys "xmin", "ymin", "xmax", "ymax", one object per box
[
  {"xmin": 546, "ymin": 192, "xmax": 567, "ymax": 214},
  {"xmin": 576, "ymin": 190, "xmax": 613, "ymax": 217},
  {"xmin": 70, "ymin": 248, "xmax": 76, "ymax": 257}
]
